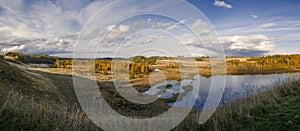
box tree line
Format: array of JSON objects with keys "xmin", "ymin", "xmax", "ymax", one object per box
[
  {"xmin": 226, "ymin": 54, "xmax": 300, "ymax": 73},
  {"xmin": 4, "ymin": 52, "xmax": 57, "ymax": 64},
  {"xmin": 55, "ymin": 59, "xmax": 155, "ymax": 77}
]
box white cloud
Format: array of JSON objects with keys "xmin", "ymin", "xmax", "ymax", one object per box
[
  {"xmin": 2, "ymin": 44, "xmax": 26, "ymax": 53},
  {"xmin": 220, "ymin": 35, "xmax": 274, "ymax": 56},
  {"xmin": 259, "ymin": 23, "xmax": 276, "ymax": 28},
  {"xmin": 0, "ymin": 37, "xmax": 75, "ymax": 55},
  {"xmin": 0, "ymin": 0, "xmax": 114, "ymax": 55},
  {"xmin": 218, "ymin": 19, "xmax": 300, "ymax": 39},
  {"xmin": 118, "ymin": 25, "xmax": 130, "ymax": 32},
  {"xmin": 166, "ymin": 24, "xmax": 180, "ymax": 32},
  {"xmin": 0, "ymin": 0, "xmax": 113, "ymax": 40},
  {"xmin": 103, "ymin": 24, "xmax": 132, "ymax": 44},
  {"xmin": 213, "ymin": 0, "xmax": 233, "ymax": 9},
  {"xmin": 182, "ymin": 39, "xmax": 196, "ymax": 45},
  {"xmin": 251, "ymin": 14, "xmax": 259, "ymax": 19},
  {"xmin": 165, "ymin": 19, "xmax": 186, "ymax": 32},
  {"xmin": 1, "ymin": 0, "xmax": 259, "ymax": 57},
  {"xmin": 106, "ymin": 25, "xmax": 116, "ymax": 31}
]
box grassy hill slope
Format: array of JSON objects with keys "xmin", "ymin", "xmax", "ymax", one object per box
[
  {"xmin": 241, "ymin": 80, "xmax": 300, "ymax": 130},
  {"xmin": 0, "ymin": 58, "xmax": 169, "ymax": 130},
  {"xmin": 0, "ymin": 58, "xmax": 99, "ymax": 130}
]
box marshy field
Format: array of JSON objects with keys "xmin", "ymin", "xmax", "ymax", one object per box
[{"xmin": 0, "ymin": 52, "xmax": 300, "ymax": 130}]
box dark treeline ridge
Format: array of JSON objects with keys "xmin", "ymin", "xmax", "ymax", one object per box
[
  {"xmin": 130, "ymin": 56, "xmax": 173, "ymax": 64},
  {"xmin": 3, "ymin": 52, "xmax": 57, "ymax": 64}
]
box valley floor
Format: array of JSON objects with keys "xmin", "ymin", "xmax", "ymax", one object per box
[{"xmin": 1, "ymin": 58, "xmax": 300, "ymax": 130}]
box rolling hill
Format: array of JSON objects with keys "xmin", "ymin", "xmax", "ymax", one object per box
[
  {"xmin": 0, "ymin": 58, "xmax": 99, "ymax": 130},
  {"xmin": 1, "ymin": 57, "xmax": 300, "ymax": 130}
]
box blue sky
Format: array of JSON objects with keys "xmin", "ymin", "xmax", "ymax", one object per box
[
  {"xmin": 189, "ymin": 0, "xmax": 300, "ymax": 22},
  {"xmin": 0, "ymin": 0, "xmax": 299, "ymax": 57},
  {"xmin": 188, "ymin": 0, "xmax": 300, "ymax": 54}
]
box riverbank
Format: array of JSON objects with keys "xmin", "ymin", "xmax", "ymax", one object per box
[
  {"xmin": 212, "ymin": 76, "xmax": 300, "ymax": 130},
  {"xmin": 173, "ymin": 75, "xmax": 300, "ymax": 130}
]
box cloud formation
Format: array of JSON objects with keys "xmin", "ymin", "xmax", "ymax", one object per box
[
  {"xmin": 1, "ymin": 37, "xmax": 75, "ymax": 55},
  {"xmin": 217, "ymin": 17, "xmax": 300, "ymax": 55},
  {"xmin": 2, "ymin": 45, "xmax": 26, "ymax": 53},
  {"xmin": 213, "ymin": 0, "xmax": 233, "ymax": 9},
  {"xmin": 0, "ymin": 0, "xmax": 279, "ymax": 57},
  {"xmin": 0, "ymin": 0, "xmax": 112, "ymax": 55},
  {"xmin": 220, "ymin": 35, "xmax": 274, "ymax": 56}
]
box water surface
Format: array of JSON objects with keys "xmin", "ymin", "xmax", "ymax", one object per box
[{"xmin": 145, "ymin": 73, "xmax": 300, "ymax": 109}]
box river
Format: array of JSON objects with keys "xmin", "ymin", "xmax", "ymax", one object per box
[{"xmin": 145, "ymin": 73, "xmax": 300, "ymax": 109}]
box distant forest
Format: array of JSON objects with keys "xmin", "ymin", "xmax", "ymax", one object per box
[
  {"xmin": 3, "ymin": 52, "xmax": 57, "ymax": 64},
  {"xmin": 3, "ymin": 52, "xmax": 300, "ymax": 76},
  {"xmin": 226, "ymin": 55, "xmax": 300, "ymax": 73},
  {"xmin": 55, "ymin": 54, "xmax": 300, "ymax": 76}
]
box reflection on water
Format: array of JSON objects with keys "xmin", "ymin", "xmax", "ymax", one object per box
[{"xmin": 145, "ymin": 73, "xmax": 300, "ymax": 109}]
